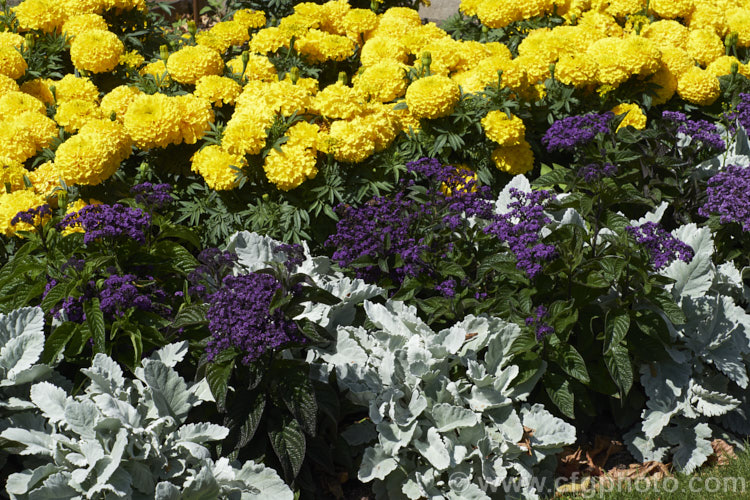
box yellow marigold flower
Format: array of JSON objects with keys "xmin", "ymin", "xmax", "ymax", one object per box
[
  {"xmin": 0, "ymin": 190, "xmax": 48, "ymax": 237},
  {"xmin": 660, "ymin": 47, "xmax": 694, "ymax": 75},
  {"xmin": 195, "ymin": 31, "xmax": 228, "ymax": 54},
  {"xmin": 140, "ymin": 60, "xmax": 170, "ymax": 84},
  {"xmin": 318, "ymin": 0, "xmax": 350, "ymax": 35},
  {"xmin": 261, "ymin": 79, "xmax": 314, "ymax": 117},
  {"xmin": 0, "ymin": 123, "xmax": 36, "ymax": 164},
  {"xmin": 611, "ymin": 102, "xmax": 646, "ymax": 130},
  {"xmin": 311, "ymin": 81, "xmax": 363, "ymax": 120},
  {"xmin": 405, "ymin": 75, "xmax": 460, "ymax": 120},
  {"xmin": 209, "ymin": 20, "xmax": 251, "ymax": 51},
  {"xmin": 482, "ymin": 111, "xmax": 525, "ymax": 146},
  {"xmin": 55, "ymin": 99, "xmax": 101, "ymax": 133},
  {"xmin": 353, "ymin": 61, "xmax": 408, "ymax": 103},
  {"xmin": 706, "ymin": 56, "xmax": 750, "ymax": 78},
  {"xmin": 174, "ymin": 94, "xmax": 214, "ymax": 145},
  {"xmin": 249, "ymin": 27, "xmax": 288, "ymax": 54},
  {"xmin": 194, "ymin": 75, "xmax": 241, "ymax": 107},
  {"xmin": 587, "ymin": 37, "xmax": 630, "ymax": 86},
  {"xmin": 641, "ymin": 20, "xmax": 689, "ymax": 51},
  {"xmin": 12, "ymin": 0, "xmax": 66, "ymax": 33},
  {"xmin": 227, "ymin": 54, "xmax": 277, "ymax": 81},
  {"xmin": 0, "ymin": 161, "xmax": 30, "ymax": 192},
  {"xmin": 648, "ymin": 0, "xmax": 693, "ymax": 19},
  {"xmin": 27, "ymin": 161, "xmax": 61, "ymax": 196},
  {"xmin": 515, "ymin": 54, "xmax": 551, "ymax": 85},
  {"xmin": 360, "ymin": 37, "xmax": 408, "ymax": 67},
  {"xmin": 688, "ymin": 5, "xmax": 728, "ymax": 37},
  {"xmin": 477, "ymin": 0, "xmax": 523, "ymax": 29},
  {"xmin": 119, "ymin": 50, "xmax": 145, "ymax": 69},
  {"xmin": 491, "ymin": 141, "xmax": 534, "ymax": 175},
  {"xmin": 0, "ymin": 91, "xmax": 45, "ymax": 115},
  {"xmin": 420, "ymin": 38, "xmax": 464, "ymax": 75},
  {"xmin": 328, "ymin": 119, "xmax": 375, "ymax": 163},
  {"xmin": 78, "ymin": 118, "xmax": 131, "ymax": 163},
  {"xmin": 391, "ymin": 103, "xmax": 420, "ymax": 133},
  {"xmin": 343, "ymin": 8, "xmax": 378, "ymax": 40},
  {"xmin": 401, "ymin": 23, "xmax": 451, "ymax": 57},
  {"xmin": 70, "ymin": 29, "xmax": 123, "ymax": 74},
  {"xmin": 191, "ymin": 145, "xmax": 245, "ymax": 191},
  {"xmin": 166, "ymin": 45, "xmax": 224, "ymax": 85},
  {"xmin": 12, "ymin": 111, "xmax": 57, "ymax": 150},
  {"xmin": 727, "ymin": 8, "xmax": 750, "ymax": 47},
  {"xmin": 222, "ymin": 113, "xmax": 269, "ymax": 156},
  {"xmin": 61, "ymin": 0, "xmax": 106, "ymax": 17},
  {"xmin": 297, "ymin": 30, "xmax": 355, "ymax": 63},
  {"xmin": 357, "ymin": 103, "xmax": 400, "ymax": 153},
  {"xmin": 687, "ymin": 28, "xmax": 725, "ymax": 67},
  {"xmin": 577, "ymin": 10, "xmax": 623, "ymax": 37},
  {"xmin": 0, "ymin": 46, "xmax": 27, "ymax": 80},
  {"xmin": 459, "ymin": 0, "xmax": 482, "ymax": 16},
  {"xmin": 619, "ymin": 36, "xmax": 661, "ymax": 76},
  {"xmin": 0, "ymin": 32, "xmax": 24, "ymax": 49},
  {"xmin": 20, "ymin": 79, "xmax": 53, "ymax": 104},
  {"xmin": 61, "ymin": 13, "xmax": 107, "ymax": 38},
  {"xmin": 279, "ymin": 12, "xmax": 319, "ymax": 38},
  {"xmin": 0, "ymin": 74, "xmax": 19, "ymax": 98},
  {"xmin": 604, "ymin": 0, "xmax": 647, "ymax": 19},
  {"xmin": 521, "ymin": 0, "xmax": 555, "ymax": 18},
  {"xmin": 233, "ymin": 8, "xmax": 266, "ymax": 29},
  {"xmin": 371, "ymin": 7, "xmax": 422, "ymax": 38},
  {"xmin": 55, "ymin": 121, "xmax": 131, "ymax": 185},
  {"xmin": 677, "ymin": 67, "xmax": 720, "ymax": 106},
  {"xmin": 264, "ymin": 143, "xmax": 318, "ymax": 191},
  {"xmin": 647, "ymin": 66, "xmax": 677, "ymax": 105},
  {"xmin": 554, "ymin": 53, "xmax": 598, "ymax": 88},
  {"xmin": 53, "ymin": 75, "xmax": 99, "ymax": 103},
  {"xmin": 100, "ymin": 85, "xmax": 141, "ymax": 121},
  {"xmin": 123, "ymin": 93, "xmax": 181, "ymax": 149}
]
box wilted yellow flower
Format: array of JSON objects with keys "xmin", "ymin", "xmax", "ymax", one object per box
[
  {"xmin": 0, "ymin": 74, "xmax": 19, "ymax": 98},
  {"xmin": 194, "ymin": 75, "xmax": 242, "ymax": 107},
  {"xmin": 491, "ymin": 141, "xmax": 534, "ymax": 175},
  {"xmin": 353, "ymin": 61, "xmax": 408, "ymax": 103},
  {"xmin": 405, "ymin": 75, "xmax": 460, "ymax": 119},
  {"xmin": 677, "ymin": 67, "xmax": 720, "ymax": 106},
  {"xmin": 482, "ymin": 111, "xmax": 526, "ymax": 146},
  {"xmin": 61, "ymin": 13, "xmax": 107, "ymax": 38},
  {"xmin": 0, "ymin": 46, "xmax": 27, "ymax": 80},
  {"xmin": 0, "ymin": 190, "xmax": 48, "ymax": 236},
  {"xmin": 123, "ymin": 93, "xmax": 181, "ymax": 149},
  {"xmin": 611, "ymin": 102, "xmax": 646, "ymax": 130},
  {"xmin": 55, "ymin": 99, "xmax": 102, "ymax": 133},
  {"xmin": 166, "ymin": 45, "xmax": 224, "ymax": 85},
  {"xmin": 100, "ymin": 85, "xmax": 142, "ymax": 121},
  {"xmin": 191, "ymin": 145, "xmax": 246, "ymax": 190},
  {"xmin": 70, "ymin": 29, "xmax": 124, "ymax": 74},
  {"xmin": 174, "ymin": 94, "xmax": 214, "ymax": 144}
]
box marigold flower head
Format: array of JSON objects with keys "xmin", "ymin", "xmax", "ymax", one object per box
[
  {"xmin": 328, "ymin": 119, "xmax": 375, "ymax": 163},
  {"xmin": 296, "ymin": 30, "xmax": 355, "ymax": 63},
  {"xmin": 0, "ymin": 46, "xmax": 28, "ymax": 80},
  {"xmin": 100, "ymin": 85, "xmax": 141, "ymax": 122},
  {"xmin": 55, "ymin": 99, "xmax": 102, "ymax": 133},
  {"xmin": 554, "ymin": 53, "xmax": 598, "ymax": 88},
  {"xmin": 222, "ymin": 113, "xmax": 268, "ymax": 156},
  {"xmin": 343, "ymin": 8, "xmax": 378, "ymax": 39},
  {"xmin": 123, "ymin": 93, "xmax": 181, "ymax": 149},
  {"xmin": 0, "ymin": 161, "xmax": 30, "ymax": 192},
  {"xmin": 248, "ymin": 27, "xmax": 288, "ymax": 54},
  {"xmin": 194, "ymin": 75, "xmax": 241, "ymax": 107},
  {"xmin": 373, "ymin": 7, "xmax": 422, "ymax": 38},
  {"xmin": 677, "ymin": 67, "xmax": 720, "ymax": 106},
  {"xmin": 233, "ymin": 8, "xmax": 266, "ymax": 29},
  {"xmin": 687, "ymin": 4, "xmax": 728, "ymax": 36},
  {"xmin": 0, "ymin": 91, "xmax": 45, "ymax": 116},
  {"xmin": 78, "ymin": 118, "xmax": 131, "ymax": 163},
  {"xmin": 61, "ymin": 13, "xmax": 107, "ymax": 38},
  {"xmin": 687, "ymin": 28, "xmax": 725, "ymax": 67},
  {"xmin": 70, "ymin": 29, "xmax": 124, "ymax": 74},
  {"xmin": 0, "ymin": 123, "xmax": 36, "ymax": 164},
  {"xmin": 119, "ymin": 50, "xmax": 144, "ymax": 69},
  {"xmin": 459, "ymin": 0, "xmax": 482, "ymax": 16},
  {"xmin": 491, "ymin": 141, "xmax": 534, "ymax": 175},
  {"xmin": 647, "ymin": 66, "xmax": 677, "ymax": 105},
  {"xmin": 619, "ymin": 36, "xmax": 661, "ymax": 76},
  {"xmin": 27, "ymin": 161, "xmax": 61, "ymax": 196},
  {"xmin": 0, "ymin": 32, "xmax": 24, "ymax": 49},
  {"xmin": 477, "ymin": 0, "xmax": 523, "ymax": 29},
  {"xmin": 482, "ymin": 111, "xmax": 526, "ymax": 146},
  {"xmin": 611, "ymin": 102, "xmax": 646, "ymax": 130},
  {"xmin": 166, "ymin": 45, "xmax": 224, "ymax": 85},
  {"xmin": 361, "ymin": 103, "xmax": 400, "ymax": 153},
  {"xmin": 727, "ymin": 8, "xmax": 750, "ymax": 47},
  {"xmin": 263, "ymin": 143, "xmax": 318, "ymax": 191},
  {"xmin": 12, "ymin": 111, "xmax": 57, "ymax": 150},
  {"xmin": 191, "ymin": 145, "xmax": 246, "ymax": 191},
  {"xmin": 360, "ymin": 37, "xmax": 408, "ymax": 67},
  {"xmin": 311, "ymin": 81, "xmax": 363, "ymax": 119},
  {"xmin": 648, "ymin": 0, "xmax": 693, "ymax": 19},
  {"xmin": 0, "ymin": 74, "xmax": 19, "ymax": 98},
  {"xmin": 641, "ymin": 20, "xmax": 689, "ymax": 51},
  {"xmin": 19, "ymin": 79, "xmax": 53, "ymax": 104},
  {"xmin": 227, "ymin": 53, "xmax": 277, "ymax": 81},
  {"xmin": 174, "ymin": 94, "xmax": 214, "ymax": 145},
  {"xmin": 61, "ymin": 0, "xmax": 107, "ymax": 16},
  {"xmin": 54, "ymin": 129, "xmax": 126, "ymax": 186},
  {"xmin": 0, "ymin": 190, "xmax": 48, "ymax": 236},
  {"xmin": 208, "ymin": 20, "xmax": 251, "ymax": 51},
  {"xmin": 353, "ymin": 61, "xmax": 408, "ymax": 103},
  {"xmin": 12, "ymin": 0, "xmax": 66, "ymax": 33},
  {"xmin": 140, "ymin": 60, "xmax": 170, "ymax": 84},
  {"xmin": 405, "ymin": 75, "xmax": 460, "ymax": 120},
  {"xmin": 53, "ymin": 75, "xmax": 99, "ymax": 103}
]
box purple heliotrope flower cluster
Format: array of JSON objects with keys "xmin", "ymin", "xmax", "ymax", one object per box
[
  {"xmin": 11, "ymin": 204, "xmax": 51, "ymax": 227},
  {"xmin": 662, "ymin": 111, "xmax": 725, "ymax": 152},
  {"xmin": 542, "ymin": 112, "xmax": 613, "ymax": 152},
  {"xmin": 188, "ymin": 248, "xmax": 238, "ymax": 295},
  {"xmin": 526, "ymin": 305, "xmax": 554, "ymax": 341},
  {"xmin": 275, "ymin": 243, "xmax": 305, "ymax": 271},
  {"xmin": 43, "ymin": 259, "xmax": 90, "ymax": 323},
  {"xmin": 699, "ymin": 165, "xmax": 750, "ymax": 231},
  {"xmin": 99, "ymin": 274, "xmax": 170, "ymax": 318},
  {"xmin": 626, "ymin": 222, "xmax": 694, "ymax": 270},
  {"xmin": 327, "ymin": 158, "xmax": 493, "ymax": 285},
  {"xmin": 578, "ymin": 162, "xmax": 618, "ymax": 182},
  {"xmin": 484, "ymin": 188, "xmax": 557, "ymax": 279},
  {"xmin": 205, "ymin": 273, "xmax": 303, "ymax": 364},
  {"xmin": 130, "ymin": 182, "xmax": 173, "ymax": 210},
  {"xmin": 58, "ymin": 203, "xmax": 151, "ymax": 244}
]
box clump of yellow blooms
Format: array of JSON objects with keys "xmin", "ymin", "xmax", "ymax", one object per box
[
  {"xmin": 677, "ymin": 66, "xmax": 721, "ymax": 106},
  {"xmin": 62, "ymin": 13, "xmax": 108, "ymax": 38},
  {"xmin": 194, "ymin": 75, "xmax": 242, "ymax": 107},
  {"xmin": 0, "ymin": 46, "xmax": 28, "ymax": 80},
  {"xmin": 101, "ymin": 85, "xmax": 142, "ymax": 122},
  {"xmin": 611, "ymin": 103, "xmax": 647, "ymax": 130},
  {"xmin": 263, "ymin": 122, "xmax": 320, "ymax": 191},
  {"xmin": 166, "ymin": 45, "xmax": 224, "ymax": 85},
  {"xmin": 481, "ymin": 111, "xmax": 526, "ymax": 146},
  {"xmin": 405, "ymin": 75, "xmax": 460, "ymax": 119},
  {"xmin": 54, "ymin": 119, "xmax": 132, "ymax": 185},
  {"xmin": 191, "ymin": 145, "xmax": 246, "ymax": 191},
  {"xmin": 124, "ymin": 93, "xmax": 181, "ymax": 149},
  {"xmin": 0, "ymin": 74, "xmax": 20, "ymax": 97},
  {"xmin": 70, "ymin": 29, "xmax": 124, "ymax": 73},
  {"xmin": 55, "ymin": 99, "xmax": 102, "ymax": 133},
  {"xmin": 491, "ymin": 141, "xmax": 535, "ymax": 175}
]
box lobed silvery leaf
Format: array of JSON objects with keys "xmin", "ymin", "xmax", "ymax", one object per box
[
  {"xmin": 495, "ymin": 175, "xmax": 532, "ymax": 215},
  {"xmin": 81, "ymin": 353, "xmax": 126, "ymax": 397},
  {"xmin": 663, "ymin": 423, "xmax": 713, "ymax": 474},
  {"xmin": 689, "ymin": 383, "xmax": 740, "ymax": 417},
  {"xmin": 226, "ymin": 231, "xmax": 287, "ymax": 273},
  {"xmin": 661, "ymin": 225, "xmax": 714, "ymax": 300},
  {"xmin": 29, "ymin": 382, "xmax": 69, "ymax": 425},
  {"xmin": 149, "ymin": 341, "xmax": 189, "ymax": 368}
]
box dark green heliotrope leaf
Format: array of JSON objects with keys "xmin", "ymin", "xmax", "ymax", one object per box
[
  {"xmin": 544, "ymin": 370, "xmax": 575, "ymax": 419},
  {"xmin": 84, "ymin": 299, "xmax": 106, "ymax": 354},
  {"xmin": 42, "ymin": 323, "xmax": 78, "ymax": 364},
  {"xmin": 550, "ymin": 343, "xmax": 589, "ymax": 384},
  {"xmin": 604, "ymin": 343, "xmax": 633, "ymax": 399},
  {"xmin": 604, "ymin": 311, "xmax": 630, "ymax": 354},
  {"xmin": 171, "ymin": 303, "xmax": 209, "ymax": 329},
  {"xmin": 205, "ymin": 358, "xmax": 234, "ymax": 411},
  {"xmin": 268, "ymin": 414, "xmax": 306, "ymax": 483},
  {"xmin": 275, "ymin": 362, "xmax": 318, "ymax": 436}
]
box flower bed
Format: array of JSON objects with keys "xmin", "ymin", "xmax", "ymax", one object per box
[{"xmin": 1, "ymin": 0, "xmax": 750, "ymax": 498}]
